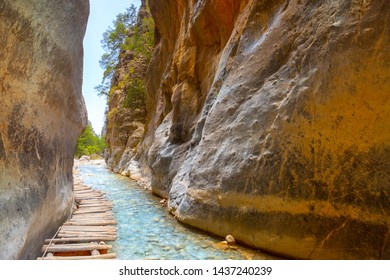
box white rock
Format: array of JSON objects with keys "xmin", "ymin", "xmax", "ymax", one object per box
[{"xmin": 225, "ymin": 235, "xmax": 236, "ymax": 245}]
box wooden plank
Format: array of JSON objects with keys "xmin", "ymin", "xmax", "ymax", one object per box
[
  {"xmin": 59, "ymin": 231, "xmax": 116, "ymax": 235},
  {"xmin": 58, "ymin": 229, "xmax": 116, "ymax": 233},
  {"xmin": 74, "ymin": 189, "xmax": 93, "ymax": 193},
  {"xmin": 55, "ymin": 236, "xmax": 116, "ymax": 241},
  {"xmin": 73, "ymin": 209, "xmax": 111, "ymax": 214},
  {"xmin": 45, "ymin": 236, "xmax": 116, "ymax": 243},
  {"xmin": 73, "ymin": 209, "xmax": 110, "ymax": 214},
  {"xmin": 77, "ymin": 203, "xmax": 111, "ymax": 206},
  {"xmin": 58, "ymin": 232, "xmax": 116, "ymax": 237},
  {"xmin": 67, "ymin": 218, "xmax": 116, "ymax": 222},
  {"xmin": 74, "ymin": 189, "xmax": 100, "ymax": 193},
  {"xmin": 77, "ymin": 205, "xmax": 113, "ymax": 209},
  {"xmin": 75, "ymin": 190, "xmax": 104, "ymax": 194},
  {"xmin": 78, "ymin": 203, "xmax": 113, "ymax": 207},
  {"xmin": 38, "ymin": 253, "xmax": 116, "ymax": 260},
  {"xmin": 66, "ymin": 221, "xmax": 115, "ymax": 225},
  {"xmin": 76, "ymin": 205, "xmax": 111, "ymax": 208},
  {"xmin": 75, "ymin": 193, "xmax": 105, "ymax": 197},
  {"xmin": 74, "ymin": 187, "xmax": 92, "ymax": 191},
  {"xmin": 61, "ymin": 226, "xmax": 116, "ymax": 231},
  {"xmin": 74, "ymin": 211, "xmax": 112, "ymax": 214},
  {"xmin": 73, "ymin": 208, "xmax": 113, "ymax": 216},
  {"xmin": 77, "ymin": 211, "xmax": 112, "ymax": 214},
  {"xmin": 73, "ymin": 211, "xmax": 112, "ymax": 215},
  {"xmin": 63, "ymin": 221, "xmax": 117, "ymax": 226},
  {"xmin": 42, "ymin": 244, "xmax": 112, "ymax": 253},
  {"xmin": 75, "ymin": 193, "xmax": 104, "ymax": 196},
  {"xmin": 73, "ymin": 211, "xmax": 111, "ymax": 215},
  {"xmin": 74, "ymin": 190, "xmax": 96, "ymax": 193},
  {"xmin": 77, "ymin": 207, "xmax": 113, "ymax": 210},
  {"xmin": 74, "ymin": 206, "xmax": 112, "ymax": 211},
  {"xmin": 44, "ymin": 242, "xmax": 106, "ymax": 246},
  {"xmin": 77, "ymin": 202, "xmax": 110, "ymax": 205},
  {"xmin": 78, "ymin": 206, "xmax": 113, "ymax": 210},
  {"xmin": 70, "ymin": 215, "xmax": 114, "ymax": 219},
  {"xmin": 74, "ymin": 195, "xmax": 104, "ymax": 199},
  {"xmin": 79, "ymin": 199, "xmax": 109, "ymax": 203},
  {"xmin": 60, "ymin": 228, "xmax": 117, "ymax": 233},
  {"xmin": 68, "ymin": 217, "xmax": 114, "ymax": 221},
  {"xmin": 69, "ymin": 216, "xmax": 114, "ymax": 219},
  {"xmin": 69, "ymin": 217, "xmax": 114, "ymax": 221},
  {"xmin": 72, "ymin": 211, "xmax": 113, "ymax": 215},
  {"xmin": 74, "ymin": 190, "xmax": 97, "ymax": 193},
  {"xmin": 70, "ymin": 214, "xmax": 113, "ymax": 218},
  {"xmin": 58, "ymin": 231, "xmax": 115, "ymax": 234},
  {"xmin": 68, "ymin": 219, "xmax": 114, "ymax": 222},
  {"xmin": 57, "ymin": 233, "xmax": 116, "ymax": 238},
  {"xmin": 78, "ymin": 202, "xmax": 112, "ymax": 206}
]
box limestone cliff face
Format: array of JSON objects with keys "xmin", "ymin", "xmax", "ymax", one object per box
[
  {"xmin": 0, "ymin": 0, "xmax": 88, "ymax": 259},
  {"xmin": 104, "ymin": 0, "xmax": 151, "ymax": 179},
  {"xmin": 140, "ymin": 0, "xmax": 390, "ymax": 259}
]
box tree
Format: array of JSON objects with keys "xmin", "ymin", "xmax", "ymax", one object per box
[
  {"xmin": 75, "ymin": 124, "xmax": 106, "ymax": 157},
  {"xmin": 96, "ymin": 5, "xmax": 138, "ymax": 97}
]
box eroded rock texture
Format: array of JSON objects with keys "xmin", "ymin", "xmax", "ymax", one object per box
[
  {"xmin": 0, "ymin": 0, "xmax": 88, "ymax": 259},
  {"xmin": 140, "ymin": 0, "xmax": 390, "ymax": 259}
]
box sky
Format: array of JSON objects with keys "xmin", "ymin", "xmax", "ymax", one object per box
[{"xmin": 82, "ymin": 0, "xmax": 141, "ymax": 135}]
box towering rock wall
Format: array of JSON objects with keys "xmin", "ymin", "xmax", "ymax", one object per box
[
  {"xmin": 0, "ymin": 0, "xmax": 88, "ymax": 259},
  {"xmin": 139, "ymin": 0, "xmax": 390, "ymax": 259}
]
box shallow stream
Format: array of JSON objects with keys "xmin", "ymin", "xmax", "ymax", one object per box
[{"xmin": 76, "ymin": 162, "xmax": 273, "ymax": 260}]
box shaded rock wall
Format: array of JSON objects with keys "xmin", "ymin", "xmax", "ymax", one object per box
[
  {"xmin": 0, "ymin": 0, "xmax": 88, "ymax": 259},
  {"xmin": 140, "ymin": 0, "xmax": 390, "ymax": 259}
]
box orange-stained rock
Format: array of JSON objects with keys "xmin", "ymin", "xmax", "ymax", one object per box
[
  {"xmin": 140, "ymin": 0, "xmax": 390, "ymax": 259},
  {"xmin": 0, "ymin": 0, "xmax": 88, "ymax": 259}
]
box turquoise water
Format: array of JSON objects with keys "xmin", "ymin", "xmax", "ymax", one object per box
[{"xmin": 77, "ymin": 162, "xmax": 272, "ymax": 260}]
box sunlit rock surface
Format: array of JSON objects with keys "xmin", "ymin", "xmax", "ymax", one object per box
[
  {"xmin": 104, "ymin": 0, "xmax": 150, "ymax": 178},
  {"xmin": 140, "ymin": 0, "xmax": 390, "ymax": 259},
  {"xmin": 0, "ymin": 0, "xmax": 88, "ymax": 259}
]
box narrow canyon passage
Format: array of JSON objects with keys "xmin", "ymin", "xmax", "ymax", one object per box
[
  {"xmin": 1, "ymin": 0, "xmax": 388, "ymax": 261},
  {"xmin": 76, "ymin": 161, "xmax": 275, "ymax": 260}
]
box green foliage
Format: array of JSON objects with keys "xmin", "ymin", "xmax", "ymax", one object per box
[
  {"xmin": 75, "ymin": 124, "xmax": 106, "ymax": 157},
  {"xmin": 122, "ymin": 17, "xmax": 154, "ymax": 61},
  {"xmin": 96, "ymin": 5, "xmax": 138, "ymax": 97},
  {"xmin": 96, "ymin": 3, "xmax": 155, "ymax": 113},
  {"xmin": 120, "ymin": 10, "xmax": 154, "ymax": 110}
]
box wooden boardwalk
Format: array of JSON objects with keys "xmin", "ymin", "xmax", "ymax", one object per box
[{"xmin": 38, "ymin": 181, "xmax": 117, "ymax": 260}]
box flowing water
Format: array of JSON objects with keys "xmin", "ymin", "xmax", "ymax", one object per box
[{"xmin": 76, "ymin": 161, "xmax": 274, "ymax": 260}]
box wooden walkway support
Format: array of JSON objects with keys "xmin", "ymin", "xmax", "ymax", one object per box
[{"xmin": 38, "ymin": 182, "xmax": 117, "ymax": 260}]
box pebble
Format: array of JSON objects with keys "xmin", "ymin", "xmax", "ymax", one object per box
[
  {"xmin": 160, "ymin": 199, "xmax": 167, "ymax": 205},
  {"xmin": 91, "ymin": 249, "xmax": 100, "ymax": 256},
  {"xmin": 225, "ymin": 235, "xmax": 236, "ymax": 245}
]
